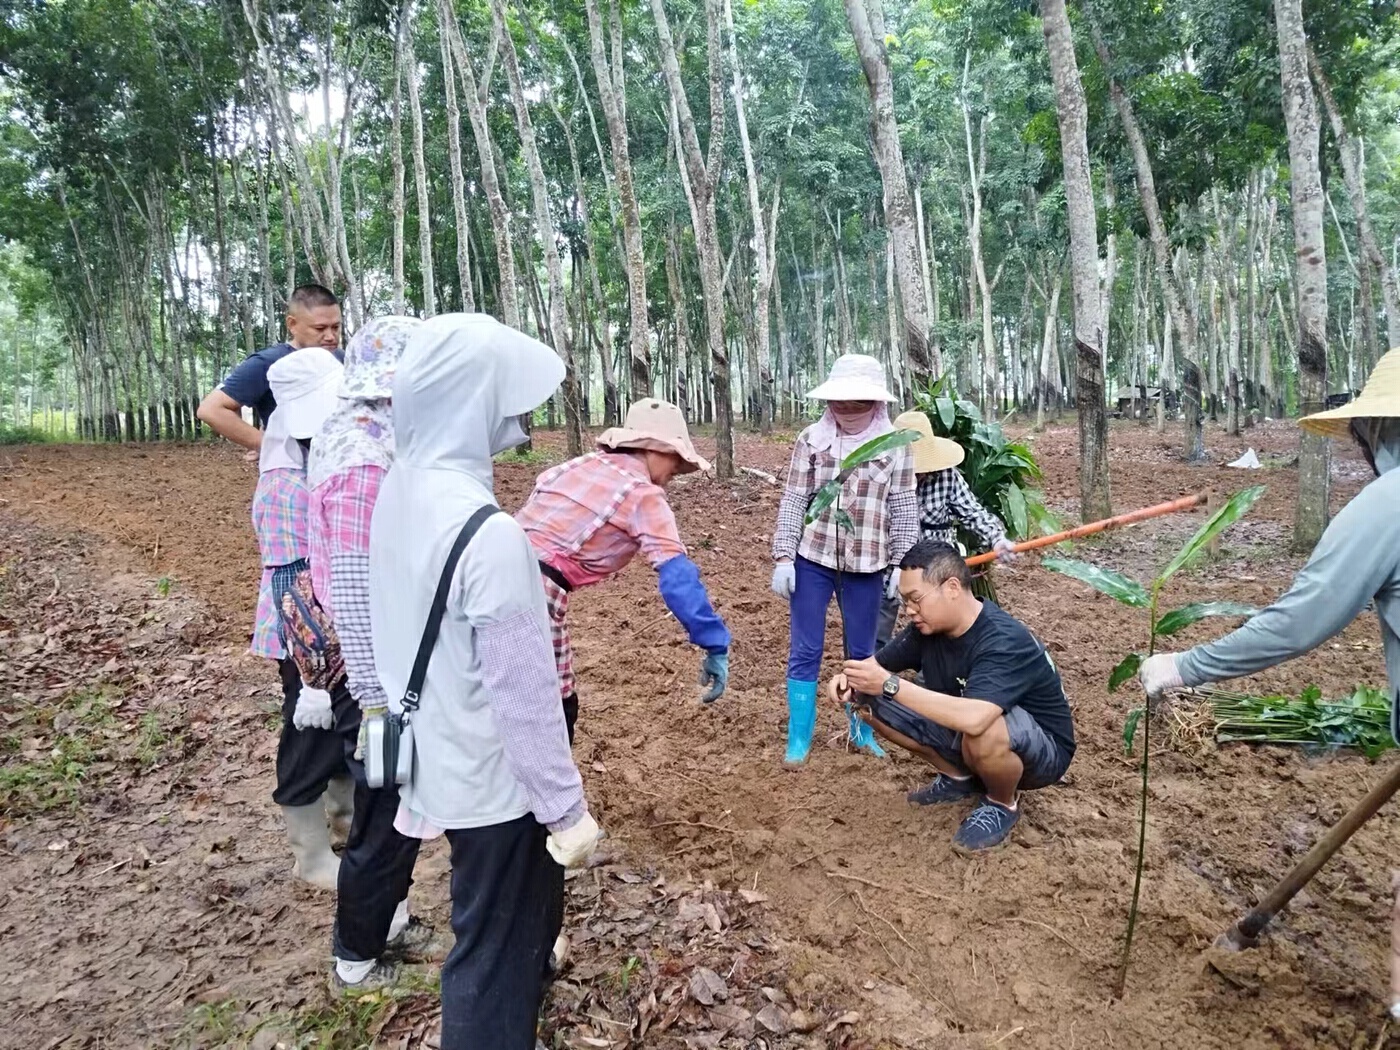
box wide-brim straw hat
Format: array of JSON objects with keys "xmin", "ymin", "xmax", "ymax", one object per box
[
  {"xmin": 893, "ymin": 410, "xmax": 965, "ymax": 472},
  {"xmin": 598, "ymin": 398, "xmax": 710, "ymax": 473},
  {"xmin": 1300, "ymin": 348, "xmax": 1400, "ymax": 439},
  {"xmin": 806, "ymin": 353, "xmax": 898, "ymax": 403}
]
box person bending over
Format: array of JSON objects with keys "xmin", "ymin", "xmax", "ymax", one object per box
[{"xmin": 832, "ymin": 540, "xmax": 1075, "ymax": 852}]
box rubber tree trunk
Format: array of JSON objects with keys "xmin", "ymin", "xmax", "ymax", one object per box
[
  {"xmin": 653, "ymin": 0, "xmax": 734, "ymax": 477},
  {"xmin": 1043, "ymin": 0, "xmax": 1111, "ymax": 520},
  {"xmin": 584, "ymin": 0, "xmax": 651, "ymax": 396},
  {"xmin": 843, "ymin": 0, "xmax": 935, "ymax": 383},
  {"xmin": 1276, "ymin": 0, "xmax": 1330, "ymax": 550}
]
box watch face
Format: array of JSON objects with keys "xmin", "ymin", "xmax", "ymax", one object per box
[{"xmin": 883, "ymin": 675, "xmax": 899, "ymax": 697}]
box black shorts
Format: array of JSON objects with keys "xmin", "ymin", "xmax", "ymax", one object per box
[{"xmin": 866, "ymin": 696, "xmax": 1071, "ymax": 790}]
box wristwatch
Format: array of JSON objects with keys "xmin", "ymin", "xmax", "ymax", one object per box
[{"xmin": 882, "ymin": 675, "xmax": 901, "ymax": 698}]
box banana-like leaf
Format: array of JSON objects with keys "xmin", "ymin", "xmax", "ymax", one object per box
[
  {"xmin": 935, "ymin": 396, "xmax": 956, "ymax": 430},
  {"xmin": 956, "ymin": 399, "xmax": 983, "ymax": 422},
  {"xmin": 1109, "ymin": 652, "xmax": 1143, "ymax": 693},
  {"xmin": 1003, "ymin": 482, "xmax": 1029, "ymax": 539},
  {"xmin": 1042, "ymin": 556, "xmax": 1150, "ymax": 607},
  {"xmin": 1153, "ymin": 601, "xmax": 1258, "ymax": 638},
  {"xmin": 1123, "ymin": 706, "xmax": 1144, "ymax": 754},
  {"xmin": 1157, "ymin": 485, "xmax": 1267, "ymax": 585}
]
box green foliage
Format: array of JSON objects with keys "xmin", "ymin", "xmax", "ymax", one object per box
[
  {"xmin": 1109, "ymin": 653, "xmax": 1143, "ymax": 694},
  {"xmin": 1042, "ymin": 486, "xmax": 1264, "ymax": 995},
  {"xmin": 1041, "ymin": 556, "xmax": 1150, "ymax": 607},
  {"xmin": 803, "ymin": 428, "xmax": 919, "ymax": 526},
  {"xmin": 1158, "ymin": 486, "xmax": 1267, "ymax": 584},
  {"xmin": 1153, "ymin": 601, "xmax": 1257, "ymax": 638},
  {"xmin": 0, "ymin": 423, "xmax": 49, "ymax": 445},
  {"xmin": 1205, "ymin": 684, "xmax": 1395, "ymax": 758},
  {"xmin": 913, "ymin": 376, "xmax": 1056, "ymax": 545}
]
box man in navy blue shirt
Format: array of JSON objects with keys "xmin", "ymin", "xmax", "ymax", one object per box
[{"xmin": 197, "ymin": 284, "xmax": 343, "ymax": 447}]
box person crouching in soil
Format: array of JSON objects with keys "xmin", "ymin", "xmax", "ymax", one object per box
[
  {"xmin": 1138, "ymin": 347, "xmax": 1400, "ymax": 1018},
  {"xmin": 832, "ymin": 540, "xmax": 1075, "ymax": 852},
  {"xmin": 516, "ymin": 397, "xmax": 732, "ymax": 741},
  {"xmin": 874, "ymin": 410, "xmax": 1017, "ymax": 650},
  {"xmin": 771, "ymin": 354, "xmax": 918, "ymax": 766}
]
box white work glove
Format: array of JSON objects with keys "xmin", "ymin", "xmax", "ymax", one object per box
[
  {"xmin": 771, "ymin": 561, "xmax": 796, "ymax": 600},
  {"xmin": 1139, "ymin": 653, "xmax": 1185, "ymax": 698},
  {"xmin": 993, "ymin": 537, "xmax": 1018, "ymax": 564},
  {"xmin": 885, "ymin": 570, "xmax": 900, "ymax": 601},
  {"xmin": 547, "ymin": 811, "xmax": 601, "ymax": 869},
  {"xmin": 292, "ymin": 687, "xmax": 335, "ymax": 731}
]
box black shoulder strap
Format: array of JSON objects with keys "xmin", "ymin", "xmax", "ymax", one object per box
[{"xmin": 401, "ymin": 504, "xmax": 501, "ymax": 712}]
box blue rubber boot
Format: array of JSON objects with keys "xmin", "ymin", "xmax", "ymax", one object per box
[
  {"xmin": 846, "ymin": 703, "xmax": 887, "ymax": 757},
  {"xmin": 783, "ymin": 679, "xmax": 818, "ymax": 767}
]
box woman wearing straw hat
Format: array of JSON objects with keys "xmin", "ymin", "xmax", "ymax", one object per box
[
  {"xmin": 874, "ymin": 411, "xmax": 1018, "ymax": 649},
  {"xmin": 771, "ymin": 354, "xmax": 919, "ymax": 766},
  {"xmin": 1139, "ymin": 348, "xmax": 1400, "ymax": 1017},
  {"xmin": 517, "ymin": 398, "xmax": 732, "ymax": 742}
]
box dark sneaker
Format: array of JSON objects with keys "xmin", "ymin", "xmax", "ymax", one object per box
[
  {"xmin": 385, "ymin": 917, "xmax": 451, "ymax": 962},
  {"xmin": 330, "ymin": 959, "xmax": 402, "ymax": 996},
  {"xmin": 952, "ymin": 800, "xmax": 1020, "ymax": 852},
  {"xmin": 907, "ymin": 775, "xmax": 980, "ymax": 806}
]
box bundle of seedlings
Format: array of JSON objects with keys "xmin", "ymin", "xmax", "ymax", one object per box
[{"xmin": 1176, "ymin": 683, "xmax": 1394, "ymax": 758}]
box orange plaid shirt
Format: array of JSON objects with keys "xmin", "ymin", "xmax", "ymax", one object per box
[{"xmin": 516, "ymin": 451, "xmax": 687, "ymax": 588}]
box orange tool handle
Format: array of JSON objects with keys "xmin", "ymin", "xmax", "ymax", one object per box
[{"xmin": 964, "ymin": 493, "xmax": 1208, "ymax": 567}]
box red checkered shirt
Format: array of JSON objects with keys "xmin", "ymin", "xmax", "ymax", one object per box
[
  {"xmin": 308, "ymin": 465, "xmax": 390, "ymax": 710},
  {"xmin": 772, "ymin": 429, "xmax": 918, "ymax": 575},
  {"xmin": 516, "ymin": 451, "xmax": 687, "ymax": 588}
]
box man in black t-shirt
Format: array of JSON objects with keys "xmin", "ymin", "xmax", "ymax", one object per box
[
  {"xmin": 833, "ymin": 539, "xmax": 1075, "ymax": 852},
  {"xmin": 196, "ymin": 284, "xmax": 343, "ymax": 448}
]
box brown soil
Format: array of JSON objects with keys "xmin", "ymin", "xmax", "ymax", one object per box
[{"xmin": 1, "ymin": 417, "xmax": 1397, "ymax": 1049}]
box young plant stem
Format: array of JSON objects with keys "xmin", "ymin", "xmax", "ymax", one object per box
[{"xmin": 1116, "ymin": 584, "xmax": 1160, "ymax": 998}]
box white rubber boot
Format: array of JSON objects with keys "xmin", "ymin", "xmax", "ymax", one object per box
[
  {"xmin": 281, "ymin": 803, "xmax": 340, "ymax": 890},
  {"xmin": 325, "ymin": 775, "xmax": 355, "ymax": 848}
]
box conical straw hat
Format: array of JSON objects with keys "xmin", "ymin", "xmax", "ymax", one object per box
[
  {"xmin": 893, "ymin": 411, "xmax": 965, "ymax": 473},
  {"xmin": 1300, "ymin": 348, "xmax": 1400, "ymax": 439}
]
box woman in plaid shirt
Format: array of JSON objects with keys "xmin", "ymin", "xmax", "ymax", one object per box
[
  {"xmin": 517, "ymin": 398, "xmax": 731, "ymax": 740},
  {"xmin": 874, "ymin": 410, "xmax": 1017, "ymax": 648},
  {"xmin": 770, "ymin": 354, "xmax": 919, "ymax": 766}
]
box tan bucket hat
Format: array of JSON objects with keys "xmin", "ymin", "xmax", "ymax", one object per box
[
  {"xmin": 598, "ymin": 398, "xmax": 711, "ymax": 473},
  {"xmin": 893, "ymin": 410, "xmax": 965, "ymax": 473},
  {"xmin": 1300, "ymin": 348, "xmax": 1400, "ymax": 439}
]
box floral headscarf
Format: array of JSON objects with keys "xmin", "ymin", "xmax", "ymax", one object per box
[{"xmin": 307, "ymin": 315, "xmax": 421, "ymax": 489}]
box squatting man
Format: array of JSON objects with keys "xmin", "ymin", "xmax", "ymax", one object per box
[{"xmin": 831, "ymin": 540, "xmax": 1077, "ymax": 852}]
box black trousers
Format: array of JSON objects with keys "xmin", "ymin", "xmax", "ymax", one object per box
[
  {"xmin": 271, "ymin": 658, "xmax": 355, "ymax": 807},
  {"xmin": 440, "ymin": 815, "xmax": 564, "ymax": 1050},
  {"xmin": 332, "ymin": 707, "xmax": 422, "ymax": 962}
]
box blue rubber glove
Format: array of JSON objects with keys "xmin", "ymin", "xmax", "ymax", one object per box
[{"xmin": 699, "ymin": 650, "xmax": 729, "ymax": 703}]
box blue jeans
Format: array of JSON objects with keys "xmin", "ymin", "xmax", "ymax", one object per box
[{"xmin": 786, "ymin": 556, "xmax": 885, "ymax": 681}]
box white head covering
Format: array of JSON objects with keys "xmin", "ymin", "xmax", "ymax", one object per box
[
  {"xmin": 368, "ymin": 314, "xmax": 566, "ymax": 830},
  {"xmin": 267, "ymin": 348, "xmax": 343, "ymax": 439},
  {"xmin": 258, "ymin": 410, "xmax": 305, "ymax": 473},
  {"xmin": 307, "ymin": 316, "xmax": 421, "ymax": 490}
]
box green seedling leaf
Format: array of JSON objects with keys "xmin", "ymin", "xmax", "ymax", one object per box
[
  {"xmin": 1042, "ymin": 556, "xmax": 1150, "ymax": 607},
  {"xmin": 1153, "ymin": 601, "xmax": 1258, "ymax": 638},
  {"xmin": 1109, "ymin": 653, "xmax": 1143, "ymax": 693},
  {"xmin": 1157, "ymin": 485, "xmax": 1267, "ymax": 585},
  {"xmin": 1123, "ymin": 706, "xmax": 1144, "ymax": 754},
  {"xmin": 804, "ymin": 481, "xmax": 840, "ymax": 525},
  {"xmin": 838, "ymin": 427, "xmax": 919, "ymax": 472},
  {"xmin": 835, "ymin": 509, "xmax": 855, "ymax": 533}
]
